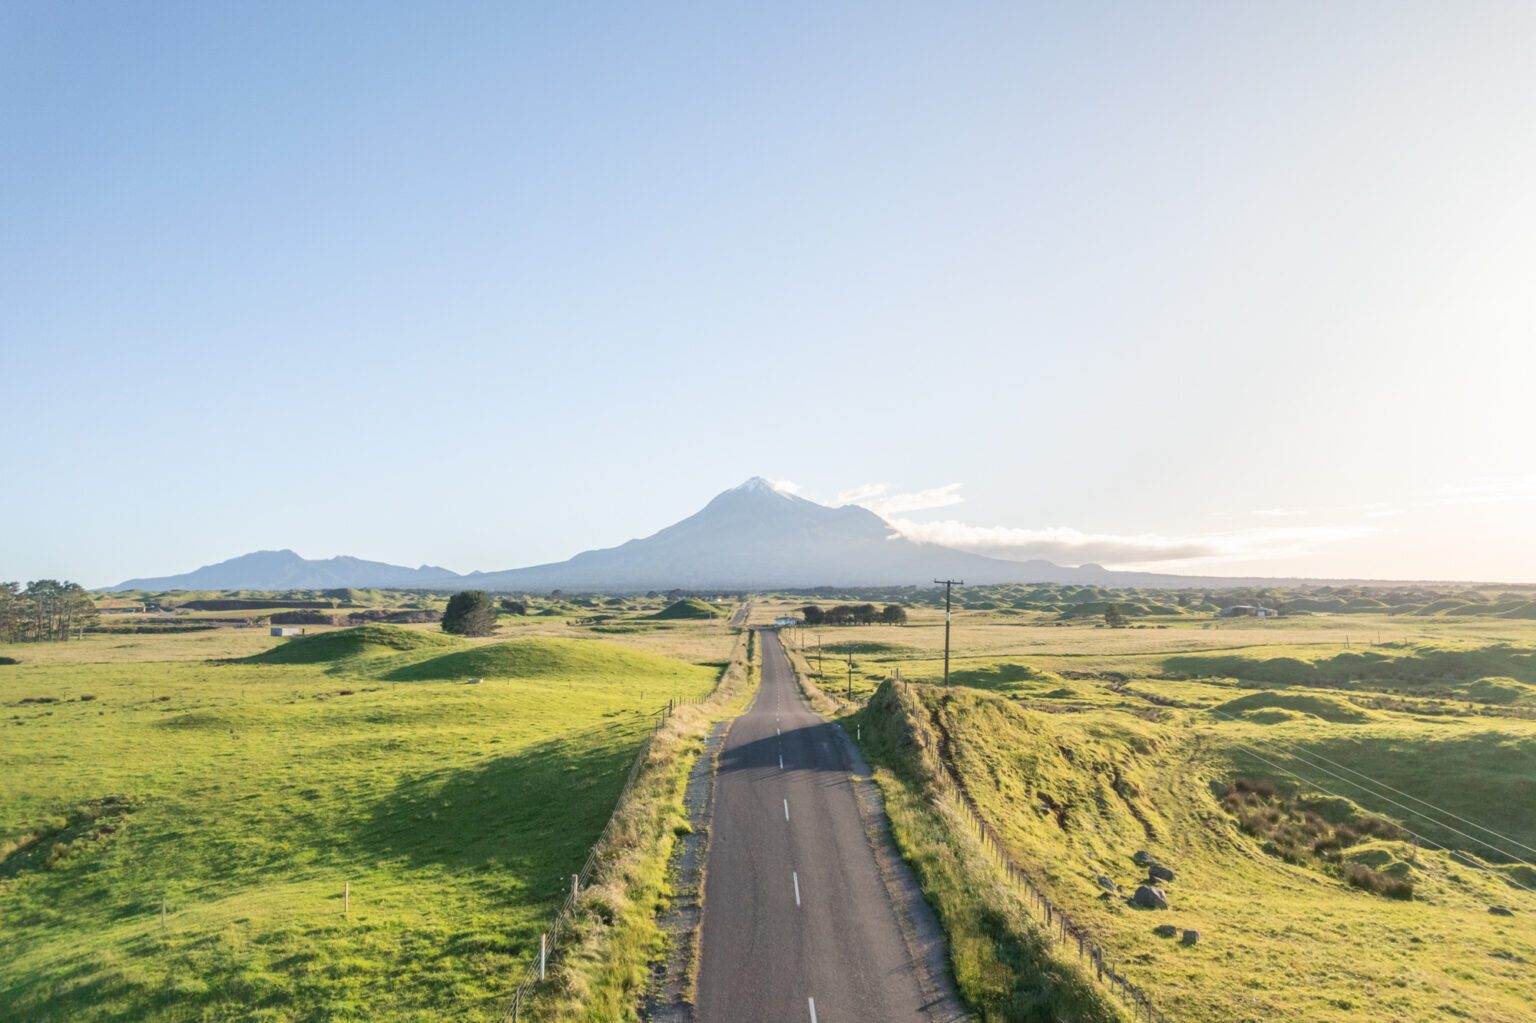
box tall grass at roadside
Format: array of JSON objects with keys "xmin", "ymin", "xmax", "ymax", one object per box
[{"xmin": 527, "ymin": 628, "xmax": 756, "ymax": 1021}]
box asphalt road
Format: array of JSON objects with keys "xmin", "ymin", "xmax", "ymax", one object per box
[{"xmin": 696, "ymin": 629, "xmax": 956, "ymax": 1023}]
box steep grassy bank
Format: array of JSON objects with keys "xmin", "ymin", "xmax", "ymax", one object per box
[
  {"xmin": 881, "ymin": 681, "xmax": 1536, "ymax": 1022},
  {"xmin": 0, "ymin": 624, "xmax": 725, "ymax": 1022},
  {"xmin": 853, "ymin": 680, "xmax": 1127, "ymax": 1023}
]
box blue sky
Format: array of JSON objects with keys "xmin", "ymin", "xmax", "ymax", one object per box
[{"xmin": 4, "ymin": 2, "xmax": 1535, "ymax": 586}]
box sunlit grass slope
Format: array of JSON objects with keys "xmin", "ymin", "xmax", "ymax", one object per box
[
  {"xmin": 867, "ymin": 680, "xmax": 1536, "ymax": 1022},
  {"xmin": 0, "ymin": 625, "xmax": 720, "ymax": 1022}
]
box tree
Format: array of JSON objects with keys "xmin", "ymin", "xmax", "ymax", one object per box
[
  {"xmin": 58, "ymin": 583, "xmax": 98, "ymax": 639},
  {"xmin": 880, "ymin": 603, "xmax": 908, "ymax": 625},
  {"xmin": 499, "ymin": 598, "xmax": 528, "ymax": 615},
  {"xmin": 0, "ymin": 583, "xmax": 21, "ymax": 642},
  {"xmin": 801, "ymin": 604, "xmax": 825, "ymax": 626},
  {"xmin": 442, "ymin": 590, "xmax": 496, "ymax": 636},
  {"xmin": 1104, "ymin": 603, "xmax": 1128, "ymax": 629}
]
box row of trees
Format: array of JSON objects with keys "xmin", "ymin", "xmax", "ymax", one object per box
[
  {"xmin": 800, "ymin": 603, "xmax": 907, "ymax": 626},
  {"xmin": 0, "ymin": 580, "xmax": 101, "ymax": 642}
]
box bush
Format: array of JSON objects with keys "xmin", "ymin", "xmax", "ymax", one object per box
[
  {"xmin": 1342, "ymin": 863, "xmax": 1415, "ymax": 899},
  {"xmin": 442, "ymin": 591, "xmax": 496, "ymax": 636}
]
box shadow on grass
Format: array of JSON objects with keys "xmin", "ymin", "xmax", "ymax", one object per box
[{"xmin": 360, "ymin": 722, "xmax": 649, "ymax": 897}]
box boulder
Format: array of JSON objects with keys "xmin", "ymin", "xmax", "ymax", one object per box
[
  {"xmin": 1132, "ymin": 850, "xmax": 1153, "ymax": 866},
  {"xmin": 1181, "ymin": 929, "xmax": 1200, "ymax": 946},
  {"xmin": 1153, "ymin": 923, "xmax": 1178, "ymax": 938},
  {"xmin": 1096, "ymin": 875, "xmax": 1119, "ymax": 894},
  {"xmin": 1489, "ymin": 905, "xmax": 1515, "ymax": 917},
  {"xmin": 1149, "ymin": 863, "xmax": 1175, "ymax": 883},
  {"xmin": 1132, "ymin": 885, "xmax": 1168, "ymax": 910}
]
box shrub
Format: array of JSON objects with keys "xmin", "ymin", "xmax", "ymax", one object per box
[
  {"xmin": 1342, "ymin": 863, "xmax": 1415, "ymax": 899},
  {"xmin": 441, "ymin": 591, "xmax": 496, "ymax": 636}
]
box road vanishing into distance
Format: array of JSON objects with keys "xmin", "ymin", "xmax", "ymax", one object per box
[{"xmin": 696, "ymin": 629, "xmax": 963, "ymax": 1023}]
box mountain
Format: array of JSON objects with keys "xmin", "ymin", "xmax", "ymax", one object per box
[
  {"xmin": 109, "ymin": 549, "xmax": 463, "ymax": 592},
  {"xmin": 108, "ymin": 479, "xmax": 1380, "ymax": 593},
  {"xmin": 459, "ymin": 478, "xmax": 1037, "ymax": 591}
]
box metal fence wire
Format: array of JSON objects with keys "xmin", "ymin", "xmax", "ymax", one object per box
[
  {"xmin": 887, "ymin": 679, "xmax": 1168, "ymax": 1023},
  {"xmin": 501, "ymin": 700, "xmax": 672, "ymax": 1022},
  {"xmin": 502, "ymin": 624, "xmax": 750, "ymax": 1022}
]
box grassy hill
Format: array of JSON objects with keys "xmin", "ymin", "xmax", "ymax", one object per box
[
  {"xmin": 650, "ymin": 598, "xmax": 722, "ymax": 620},
  {"xmin": 857, "ymin": 680, "xmax": 1535, "ymax": 1022},
  {"xmin": 0, "ymin": 624, "xmax": 722, "ymax": 1022}
]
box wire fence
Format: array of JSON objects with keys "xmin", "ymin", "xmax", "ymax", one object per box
[
  {"xmin": 501, "ymin": 618, "xmax": 751, "ymax": 1022},
  {"xmin": 500, "ymin": 699, "xmax": 674, "ymax": 1022},
  {"xmin": 900, "ymin": 681, "xmax": 1168, "ymax": 1022}
]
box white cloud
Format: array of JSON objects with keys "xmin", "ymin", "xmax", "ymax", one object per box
[
  {"xmin": 833, "ymin": 482, "xmax": 892, "ymax": 505},
  {"xmin": 766, "ymin": 478, "xmax": 803, "ymax": 496},
  {"xmin": 1421, "ymin": 475, "xmax": 1536, "ymax": 506},
  {"xmin": 834, "ymin": 481, "xmax": 965, "ymax": 516},
  {"xmin": 888, "ymin": 518, "xmax": 1379, "ymax": 571},
  {"xmin": 823, "ymin": 477, "xmax": 1383, "ymax": 570}
]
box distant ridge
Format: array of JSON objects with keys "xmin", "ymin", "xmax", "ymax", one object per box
[{"xmin": 110, "ymin": 549, "xmax": 463, "ymax": 591}]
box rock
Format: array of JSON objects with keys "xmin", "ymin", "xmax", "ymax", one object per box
[
  {"xmin": 1096, "ymin": 875, "xmax": 1119, "ymax": 894},
  {"xmin": 1149, "ymin": 863, "xmax": 1175, "ymax": 883},
  {"xmin": 1132, "ymin": 885, "xmax": 1168, "ymax": 910},
  {"xmin": 1489, "ymin": 905, "xmax": 1515, "ymax": 917},
  {"xmin": 1181, "ymin": 929, "xmax": 1200, "ymax": 946},
  {"xmin": 1132, "ymin": 850, "xmax": 1153, "ymax": 866},
  {"xmin": 1153, "ymin": 923, "xmax": 1178, "ymax": 938}
]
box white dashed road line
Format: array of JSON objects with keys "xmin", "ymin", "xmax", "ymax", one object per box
[{"xmin": 792, "ymin": 871, "xmax": 801, "ymax": 907}]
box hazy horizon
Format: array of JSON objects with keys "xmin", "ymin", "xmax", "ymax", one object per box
[{"xmin": 5, "ymin": 3, "xmax": 1535, "ymax": 586}]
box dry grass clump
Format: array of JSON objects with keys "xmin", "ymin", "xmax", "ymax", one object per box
[{"xmin": 1220, "ymin": 778, "xmax": 1414, "ymax": 899}]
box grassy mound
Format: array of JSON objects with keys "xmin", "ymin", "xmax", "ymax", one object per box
[
  {"xmin": 1166, "ymin": 642, "xmax": 1536, "ymax": 689},
  {"xmin": 1213, "ymin": 691, "xmax": 1376, "ymax": 724},
  {"xmin": 385, "ymin": 636, "xmax": 704, "ymax": 683},
  {"xmin": 947, "ymin": 661, "xmax": 1065, "ymax": 692},
  {"xmin": 650, "ymin": 598, "xmax": 721, "ymax": 620},
  {"xmin": 244, "ymin": 624, "xmax": 458, "ymax": 664},
  {"xmin": 820, "ymin": 640, "xmax": 914, "ymax": 656},
  {"xmin": 1462, "ymin": 676, "xmax": 1536, "ymax": 705}
]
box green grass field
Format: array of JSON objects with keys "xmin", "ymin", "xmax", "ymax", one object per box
[
  {"xmin": 0, "ymin": 623, "xmax": 727, "ymax": 1022},
  {"xmin": 796, "ymin": 597, "xmax": 1536, "ymax": 1022}
]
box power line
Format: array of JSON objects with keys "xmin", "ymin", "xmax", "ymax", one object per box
[
  {"xmin": 1199, "ymin": 703, "xmax": 1536, "ymax": 869},
  {"xmin": 1210, "ymin": 730, "xmax": 1536, "ymax": 897},
  {"xmin": 1200, "ymin": 704, "xmax": 1536, "ymax": 862}
]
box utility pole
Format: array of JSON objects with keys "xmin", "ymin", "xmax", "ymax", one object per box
[{"xmin": 934, "ymin": 579, "xmax": 963, "ymax": 685}]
